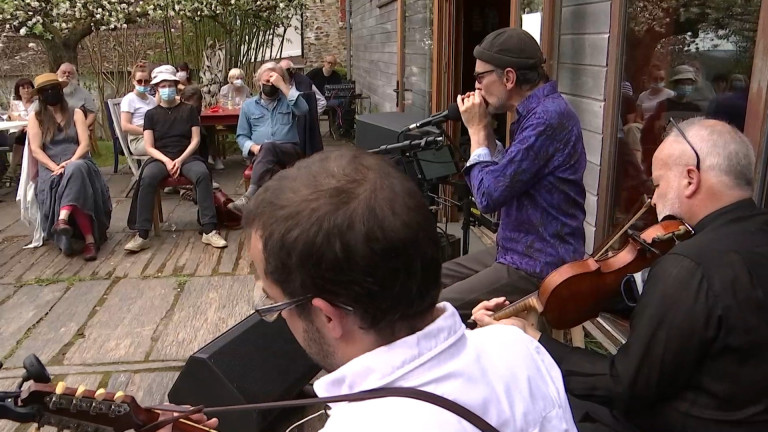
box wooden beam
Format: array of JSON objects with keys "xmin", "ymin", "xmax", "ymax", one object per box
[
  {"xmin": 594, "ymin": 0, "xmax": 626, "ymax": 248},
  {"xmin": 431, "ymin": 0, "xmax": 442, "ymax": 113},
  {"xmin": 507, "ymin": 0, "xmax": 521, "ymax": 143},
  {"xmin": 540, "ymin": 0, "xmax": 558, "ymax": 79},
  {"xmin": 746, "ymin": 0, "xmax": 768, "ymax": 203},
  {"xmin": 396, "ymin": 0, "xmax": 405, "ymax": 112}
]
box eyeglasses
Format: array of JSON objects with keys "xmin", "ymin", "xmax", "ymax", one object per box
[
  {"xmin": 135, "ymin": 79, "xmax": 150, "ymax": 85},
  {"xmin": 668, "ymin": 118, "xmax": 701, "ymax": 172},
  {"xmin": 473, "ymin": 69, "xmax": 496, "ymax": 84},
  {"xmin": 253, "ymin": 292, "xmax": 355, "ymax": 322},
  {"xmin": 254, "ymin": 293, "xmax": 312, "ymax": 322}
]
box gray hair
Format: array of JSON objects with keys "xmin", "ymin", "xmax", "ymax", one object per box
[
  {"xmin": 253, "ymin": 62, "xmax": 287, "ymax": 91},
  {"xmin": 669, "ymin": 118, "xmax": 756, "ymax": 191}
]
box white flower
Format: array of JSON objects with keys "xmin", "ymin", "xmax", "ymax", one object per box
[{"xmin": 19, "ymin": 27, "xmax": 26, "ymax": 35}]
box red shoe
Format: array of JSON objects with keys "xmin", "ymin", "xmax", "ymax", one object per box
[
  {"xmin": 82, "ymin": 243, "xmax": 98, "ymax": 261},
  {"xmin": 52, "ymin": 219, "xmax": 73, "ymax": 237}
]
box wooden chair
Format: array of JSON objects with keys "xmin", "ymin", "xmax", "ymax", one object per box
[
  {"xmin": 107, "ymin": 97, "xmax": 150, "ymax": 196},
  {"xmin": 153, "ymin": 176, "xmax": 193, "ymax": 236}
]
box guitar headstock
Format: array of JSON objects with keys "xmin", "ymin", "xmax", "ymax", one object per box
[{"xmin": 19, "ymin": 382, "xmax": 159, "ymax": 432}]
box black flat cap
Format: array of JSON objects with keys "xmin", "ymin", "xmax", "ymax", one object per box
[{"xmin": 473, "ymin": 27, "xmax": 545, "ymax": 70}]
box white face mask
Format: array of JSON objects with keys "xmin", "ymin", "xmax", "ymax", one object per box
[
  {"xmin": 176, "ymin": 71, "xmax": 188, "ymax": 81},
  {"xmin": 233, "ymin": 79, "xmax": 244, "ymax": 87}
]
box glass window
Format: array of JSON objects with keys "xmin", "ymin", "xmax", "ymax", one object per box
[{"xmin": 608, "ymin": 0, "xmax": 761, "ymax": 239}]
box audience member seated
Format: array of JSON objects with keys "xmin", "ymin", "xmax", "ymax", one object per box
[
  {"xmin": 57, "ymin": 63, "xmax": 98, "ymax": 130},
  {"xmin": 306, "ymin": 55, "xmax": 342, "ymax": 96},
  {"xmin": 176, "ymin": 62, "xmax": 193, "ymax": 91},
  {"xmin": 218, "ymin": 68, "xmax": 251, "ymax": 107},
  {"xmin": 279, "ymin": 59, "xmax": 324, "ymax": 156},
  {"xmin": 124, "ymin": 66, "xmax": 227, "ymax": 252},
  {"xmin": 27, "ymin": 73, "xmax": 112, "ymax": 261},
  {"xmin": 228, "ymin": 62, "xmax": 308, "ymax": 214},
  {"xmin": 8, "ymin": 77, "xmax": 35, "ymax": 177},
  {"xmin": 120, "ymin": 62, "xmax": 157, "ymax": 156}
]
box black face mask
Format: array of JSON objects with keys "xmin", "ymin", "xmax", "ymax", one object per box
[
  {"xmin": 261, "ymin": 83, "xmax": 279, "ymax": 99},
  {"xmin": 40, "ymin": 87, "xmax": 64, "ymax": 106}
]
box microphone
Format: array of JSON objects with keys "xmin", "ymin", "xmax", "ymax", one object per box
[{"xmin": 400, "ymin": 103, "xmax": 461, "ymax": 132}]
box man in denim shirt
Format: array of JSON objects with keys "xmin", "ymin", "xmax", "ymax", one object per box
[
  {"xmin": 440, "ymin": 28, "xmax": 586, "ymax": 319},
  {"xmin": 229, "ymin": 62, "xmax": 309, "ymax": 213}
]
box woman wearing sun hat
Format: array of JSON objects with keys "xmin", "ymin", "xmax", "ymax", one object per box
[
  {"xmin": 124, "ymin": 65, "xmax": 227, "ymax": 252},
  {"xmin": 26, "ymin": 73, "xmax": 112, "ymax": 261}
]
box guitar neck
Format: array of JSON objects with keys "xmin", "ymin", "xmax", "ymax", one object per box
[{"xmin": 491, "ymin": 292, "xmax": 542, "ymax": 320}]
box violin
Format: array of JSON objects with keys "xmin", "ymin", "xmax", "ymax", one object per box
[{"xmin": 483, "ymin": 199, "xmax": 693, "ymax": 329}]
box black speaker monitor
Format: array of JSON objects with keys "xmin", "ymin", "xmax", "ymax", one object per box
[{"xmin": 168, "ymin": 313, "xmax": 320, "ymax": 432}]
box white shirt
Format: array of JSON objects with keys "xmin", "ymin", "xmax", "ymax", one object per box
[
  {"xmin": 314, "ymin": 303, "xmax": 577, "ymax": 432},
  {"xmin": 637, "ymin": 88, "xmax": 674, "ymax": 120},
  {"xmin": 290, "ymin": 81, "xmax": 327, "ymax": 113},
  {"xmin": 120, "ymin": 92, "xmax": 157, "ymax": 128}
]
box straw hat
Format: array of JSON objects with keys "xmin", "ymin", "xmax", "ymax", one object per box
[{"xmin": 33, "ymin": 73, "xmax": 68, "ymax": 94}]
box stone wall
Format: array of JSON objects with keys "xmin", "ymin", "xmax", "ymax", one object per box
[{"xmin": 303, "ymin": 0, "xmax": 349, "ymax": 71}]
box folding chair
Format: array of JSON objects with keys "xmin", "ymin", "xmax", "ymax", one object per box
[{"xmin": 107, "ymin": 98, "xmax": 149, "ymax": 196}]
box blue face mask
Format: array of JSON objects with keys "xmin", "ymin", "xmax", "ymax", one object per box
[
  {"xmin": 676, "ymin": 85, "xmax": 694, "ymax": 97},
  {"xmin": 135, "ymin": 85, "xmax": 150, "ymax": 94},
  {"xmin": 159, "ymin": 87, "xmax": 177, "ymax": 101}
]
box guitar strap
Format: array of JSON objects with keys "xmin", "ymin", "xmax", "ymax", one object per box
[{"xmin": 145, "ymin": 387, "xmax": 501, "ymax": 432}]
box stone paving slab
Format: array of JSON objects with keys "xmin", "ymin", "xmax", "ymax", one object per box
[
  {"xmin": 64, "ymin": 278, "xmax": 176, "ymax": 365},
  {"xmin": 150, "ymin": 275, "xmax": 255, "ymax": 361},
  {"xmin": 53, "ymin": 373, "xmax": 103, "ymax": 392},
  {"xmin": 143, "ymin": 231, "xmax": 182, "ymax": 277},
  {"xmin": 0, "ymin": 285, "xmax": 15, "ymax": 303},
  {"xmin": 0, "ymin": 361, "xmax": 185, "ymax": 379},
  {"xmin": 6, "ymin": 280, "xmax": 110, "ymax": 368},
  {"xmin": 217, "ymin": 230, "xmax": 242, "ymax": 274},
  {"xmin": 125, "ymin": 371, "xmax": 179, "ymax": 406},
  {"xmin": 0, "ymin": 379, "xmax": 18, "ymax": 432},
  {"xmin": 0, "ymin": 284, "xmax": 67, "ymax": 359}
]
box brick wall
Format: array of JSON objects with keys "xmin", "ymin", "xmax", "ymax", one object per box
[{"xmin": 303, "ymin": 0, "xmax": 349, "ymax": 71}]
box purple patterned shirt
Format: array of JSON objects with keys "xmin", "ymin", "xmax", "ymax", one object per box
[{"xmin": 465, "ymin": 81, "xmax": 586, "ymax": 280}]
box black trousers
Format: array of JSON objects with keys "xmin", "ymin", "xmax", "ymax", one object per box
[
  {"xmin": 134, "ymin": 159, "xmax": 217, "ymax": 231},
  {"xmin": 439, "ymin": 246, "xmax": 540, "ymax": 321},
  {"xmin": 249, "ymin": 142, "xmax": 303, "ymax": 190}
]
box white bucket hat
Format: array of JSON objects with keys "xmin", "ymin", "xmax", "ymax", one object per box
[{"xmin": 151, "ymin": 65, "xmax": 180, "ymax": 85}]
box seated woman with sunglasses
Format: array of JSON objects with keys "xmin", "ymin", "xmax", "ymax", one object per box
[
  {"xmin": 27, "ymin": 73, "xmax": 112, "ymax": 261},
  {"xmin": 120, "ymin": 62, "xmax": 157, "ymax": 156}
]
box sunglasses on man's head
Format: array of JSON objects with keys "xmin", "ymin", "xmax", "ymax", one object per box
[{"xmin": 667, "ymin": 118, "xmax": 701, "ymax": 172}]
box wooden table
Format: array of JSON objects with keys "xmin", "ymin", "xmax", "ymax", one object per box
[{"xmin": 201, "ymin": 107, "xmax": 240, "ymax": 126}]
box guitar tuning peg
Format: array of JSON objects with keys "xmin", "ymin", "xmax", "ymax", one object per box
[
  {"xmin": 55, "ymin": 381, "xmax": 67, "ymax": 395},
  {"xmin": 113, "ymin": 391, "xmax": 125, "ymax": 403},
  {"xmin": 75, "ymin": 385, "xmax": 86, "ymax": 398},
  {"xmin": 94, "ymin": 388, "xmax": 107, "ymax": 401}
]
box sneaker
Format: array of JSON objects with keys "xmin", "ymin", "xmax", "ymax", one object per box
[
  {"xmin": 227, "ymin": 195, "xmax": 249, "ymax": 214},
  {"xmin": 164, "ymin": 187, "xmax": 179, "ymax": 194},
  {"xmin": 124, "ymin": 234, "xmax": 151, "ymax": 252},
  {"xmin": 212, "ymin": 181, "xmax": 221, "ymax": 190},
  {"xmin": 214, "ymin": 158, "xmax": 225, "ymax": 170},
  {"xmin": 202, "ymin": 230, "xmax": 228, "ymax": 248},
  {"xmin": 208, "ymin": 155, "xmax": 215, "ymax": 165}
]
